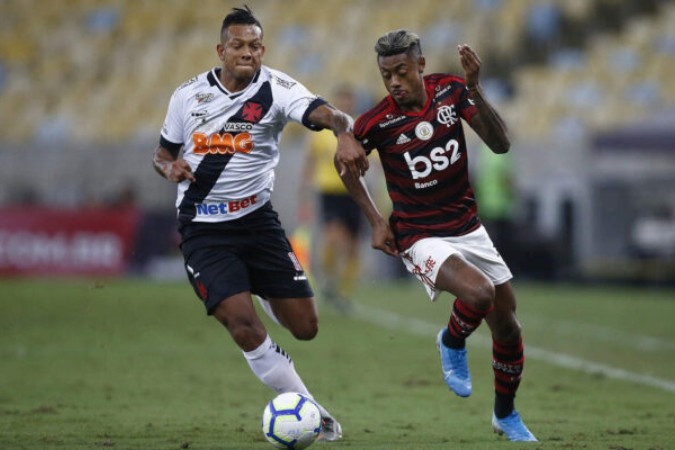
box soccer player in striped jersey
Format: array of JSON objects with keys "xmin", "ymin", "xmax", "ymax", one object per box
[
  {"xmin": 335, "ymin": 29, "xmax": 537, "ymax": 442},
  {"xmin": 152, "ymin": 6, "xmax": 364, "ymax": 441}
]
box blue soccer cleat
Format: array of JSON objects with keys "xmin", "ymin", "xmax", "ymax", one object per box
[
  {"xmin": 436, "ymin": 328, "xmax": 472, "ymax": 397},
  {"xmin": 492, "ymin": 410, "xmax": 538, "ymax": 442}
]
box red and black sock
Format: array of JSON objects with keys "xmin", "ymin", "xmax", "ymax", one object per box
[
  {"xmin": 442, "ymin": 298, "xmax": 490, "ymax": 349},
  {"xmin": 493, "ymin": 336, "xmax": 524, "ymax": 418}
]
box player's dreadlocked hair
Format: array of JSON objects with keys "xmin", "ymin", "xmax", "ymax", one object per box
[
  {"xmin": 221, "ymin": 5, "xmax": 263, "ymax": 39},
  {"xmin": 374, "ymin": 29, "xmax": 422, "ymax": 57}
]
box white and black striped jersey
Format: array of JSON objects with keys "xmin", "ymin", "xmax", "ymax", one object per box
[{"xmin": 160, "ymin": 66, "xmax": 326, "ymax": 225}]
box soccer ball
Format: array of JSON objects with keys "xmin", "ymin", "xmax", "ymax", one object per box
[{"xmin": 262, "ymin": 392, "xmax": 322, "ymax": 449}]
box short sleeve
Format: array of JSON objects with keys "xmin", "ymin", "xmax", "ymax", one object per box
[
  {"xmin": 353, "ymin": 115, "xmax": 376, "ymax": 154},
  {"xmin": 160, "ymin": 88, "xmax": 185, "ymax": 146},
  {"xmin": 271, "ymin": 70, "xmax": 325, "ymax": 130}
]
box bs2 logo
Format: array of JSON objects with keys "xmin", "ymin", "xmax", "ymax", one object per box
[{"xmin": 404, "ymin": 139, "xmax": 461, "ymax": 179}]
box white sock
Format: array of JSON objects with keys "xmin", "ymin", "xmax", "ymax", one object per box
[
  {"xmin": 243, "ymin": 334, "xmax": 311, "ymax": 397},
  {"xmin": 255, "ymin": 295, "xmax": 282, "ymax": 326}
]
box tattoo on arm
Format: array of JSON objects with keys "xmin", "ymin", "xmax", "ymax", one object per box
[
  {"xmin": 152, "ymin": 145, "xmax": 175, "ymax": 179},
  {"xmin": 309, "ymin": 104, "xmax": 352, "ymax": 136},
  {"xmin": 469, "ymin": 86, "xmax": 510, "ymax": 154}
]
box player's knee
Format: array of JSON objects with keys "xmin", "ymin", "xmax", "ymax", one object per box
[
  {"xmin": 218, "ymin": 315, "xmax": 267, "ymax": 350},
  {"xmin": 288, "ymin": 318, "xmax": 318, "ymax": 341},
  {"xmin": 464, "ymin": 280, "xmax": 495, "ymax": 311}
]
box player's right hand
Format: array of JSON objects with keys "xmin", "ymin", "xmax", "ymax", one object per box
[
  {"xmin": 167, "ymin": 159, "xmax": 196, "ymax": 183},
  {"xmin": 371, "ymin": 220, "xmax": 398, "ymax": 257},
  {"xmin": 336, "ymin": 134, "xmax": 369, "ymax": 178}
]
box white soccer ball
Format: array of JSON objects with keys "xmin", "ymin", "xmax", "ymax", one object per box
[{"xmin": 262, "ymin": 392, "xmax": 322, "ymax": 449}]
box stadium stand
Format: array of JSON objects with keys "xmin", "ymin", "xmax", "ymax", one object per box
[
  {"xmin": 1, "ymin": 0, "xmax": 674, "ymax": 143},
  {"xmin": 1, "ymin": 0, "xmax": 674, "ymax": 282}
]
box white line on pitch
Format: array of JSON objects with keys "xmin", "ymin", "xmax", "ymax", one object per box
[
  {"xmin": 352, "ymin": 303, "xmax": 675, "ymax": 395},
  {"xmin": 520, "ymin": 314, "xmax": 675, "ymax": 352}
]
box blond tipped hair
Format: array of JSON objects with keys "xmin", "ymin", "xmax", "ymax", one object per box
[{"xmin": 374, "ymin": 29, "xmax": 422, "ymax": 57}]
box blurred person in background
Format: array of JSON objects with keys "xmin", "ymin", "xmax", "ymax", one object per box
[
  {"xmin": 473, "ymin": 143, "xmax": 517, "ymax": 264},
  {"xmin": 152, "ymin": 6, "xmax": 365, "ymax": 441},
  {"xmin": 335, "ymin": 29, "xmax": 537, "ymax": 442},
  {"xmin": 298, "ymin": 85, "xmax": 363, "ymax": 314}
]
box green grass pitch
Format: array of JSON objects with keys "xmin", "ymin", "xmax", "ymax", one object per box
[{"xmin": 1, "ymin": 278, "xmax": 674, "ymax": 449}]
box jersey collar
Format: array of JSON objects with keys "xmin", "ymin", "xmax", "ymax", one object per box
[{"xmin": 208, "ymin": 68, "xmax": 262, "ymax": 100}]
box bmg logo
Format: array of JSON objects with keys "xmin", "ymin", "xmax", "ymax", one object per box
[
  {"xmin": 404, "ymin": 139, "xmax": 461, "ymax": 180},
  {"xmin": 192, "ymin": 131, "xmax": 253, "ymax": 155}
]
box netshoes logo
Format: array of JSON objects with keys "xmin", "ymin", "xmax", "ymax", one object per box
[{"xmin": 192, "ymin": 131, "xmax": 253, "ymax": 155}]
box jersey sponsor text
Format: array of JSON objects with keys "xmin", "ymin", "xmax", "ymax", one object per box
[
  {"xmin": 195, "ymin": 194, "xmax": 258, "ymax": 216},
  {"xmin": 404, "ymin": 138, "xmax": 461, "ymax": 180},
  {"xmin": 192, "ymin": 131, "xmax": 253, "ymax": 155}
]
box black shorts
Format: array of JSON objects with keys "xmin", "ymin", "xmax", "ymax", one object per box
[
  {"xmin": 179, "ymin": 202, "xmax": 314, "ymax": 314},
  {"xmin": 319, "ymin": 193, "xmax": 363, "ymax": 236}
]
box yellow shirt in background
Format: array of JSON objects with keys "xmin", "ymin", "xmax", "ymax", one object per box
[{"xmin": 308, "ymin": 129, "xmax": 349, "ymax": 194}]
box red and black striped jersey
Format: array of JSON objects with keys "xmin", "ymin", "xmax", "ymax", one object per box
[{"xmin": 354, "ymin": 73, "xmax": 480, "ymax": 251}]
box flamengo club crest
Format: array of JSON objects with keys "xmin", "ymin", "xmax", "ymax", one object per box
[
  {"xmin": 437, "ymin": 105, "xmax": 458, "ymax": 127},
  {"xmin": 415, "ymin": 121, "xmax": 434, "ymax": 141}
]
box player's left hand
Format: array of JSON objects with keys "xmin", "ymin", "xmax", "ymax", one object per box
[{"xmin": 458, "ymin": 44, "xmax": 481, "ymax": 89}]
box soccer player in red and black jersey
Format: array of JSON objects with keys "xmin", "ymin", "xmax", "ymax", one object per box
[{"xmin": 335, "ymin": 29, "xmax": 537, "ymax": 442}]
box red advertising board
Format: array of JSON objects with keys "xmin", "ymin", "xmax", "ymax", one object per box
[{"xmin": 0, "ymin": 207, "xmax": 140, "ymax": 276}]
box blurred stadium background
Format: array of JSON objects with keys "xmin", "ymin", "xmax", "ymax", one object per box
[{"xmin": 1, "ymin": 0, "xmax": 674, "ymax": 284}]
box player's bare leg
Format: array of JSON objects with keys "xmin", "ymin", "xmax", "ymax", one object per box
[
  {"xmin": 434, "ymin": 254, "xmax": 495, "ymax": 396},
  {"xmin": 213, "ymin": 291, "xmax": 268, "ymax": 351},
  {"xmin": 212, "ymin": 293, "xmax": 314, "ymax": 408},
  {"xmin": 484, "ymin": 282, "xmax": 537, "ymax": 441},
  {"xmin": 268, "ymin": 296, "xmax": 318, "ymax": 340},
  {"xmin": 435, "ymin": 254, "xmax": 495, "ymax": 311}
]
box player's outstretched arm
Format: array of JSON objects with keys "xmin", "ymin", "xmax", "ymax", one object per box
[
  {"xmin": 458, "ymin": 44, "xmax": 510, "ymax": 154},
  {"xmin": 307, "ymin": 104, "xmax": 369, "ymax": 177},
  {"xmin": 334, "ymin": 154, "xmax": 398, "ymax": 257},
  {"xmin": 152, "ymin": 145, "xmax": 196, "ymax": 183}
]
